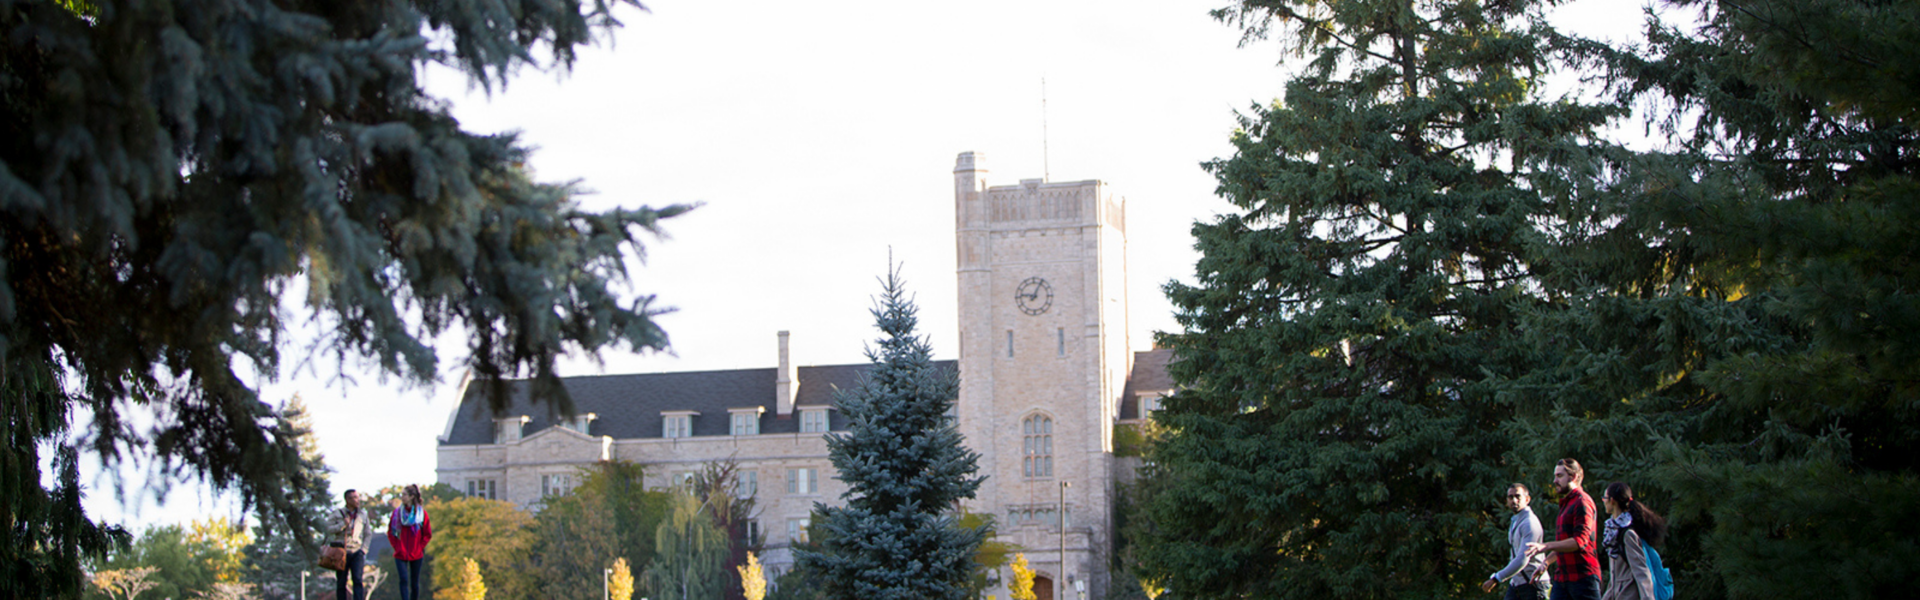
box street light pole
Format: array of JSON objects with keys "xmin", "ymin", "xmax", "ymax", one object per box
[
  {"xmin": 604, "ymin": 567, "xmax": 612, "ymax": 600},
  {"xmin": 1060, "ymin": 480, "xmax": 1070, "ymax": 600},
  {"xmin": 301, "ymin": 570, "xmax": 309, "ymax": 600}
]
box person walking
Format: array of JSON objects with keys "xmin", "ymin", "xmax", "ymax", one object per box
[
  {"xmin": 1483, "ymin": 483, "xmax": 1549, "ymax": 599},
  {"xmin": 1599, "ymin": 482, "xmax": 1666, "ymax": 600},
  {"xmin": 1526, "ymin": 458, "xmax": 1602, "ymax": 600},
  {"xmin": 331, "ymin": 489, "xmax": 371, "ymax": 600},
  {"xmin": 387, "ymin": 484, "xmax": 434, "ymax": 600}
]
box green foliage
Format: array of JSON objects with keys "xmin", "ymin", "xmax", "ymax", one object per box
[
  {"xmin": 525, "ymin": 478, "xmax": 622, "ymax": 600},
  {"xmin": 958, "ymin": 510, "xmax": 1016, "ymax": 600},
  {"xmin": 243, "ymin": 397, "xmax": 334, "ymax": 600},
  {"xmin": 1138, "ymin": 0, "xmax": 1619, "ymax": 597},
  {"xmin": 0, "ymin": 0, "xmax": 687, "ymax": 593},
  {"xmin": 640, "ymin": 492, "xmax": 729, "ymax": 600},
  {"xmin": 90, "ymin": 523, "xmax": 223, "ymax": 600},
  {"xmin": 427, "ymin": 497, "xmax": 534, "ymax": 600},
  {"xmin": 795, "ymin": 264, "xmax": 985, "ymax": 600},
  {"xmin": 690, "ymin": 460, "xmax": 759, "ymax": 600},
  {"xmin": 1514, "ymin": 1, "xmax": 1920, "ymax": 597}
]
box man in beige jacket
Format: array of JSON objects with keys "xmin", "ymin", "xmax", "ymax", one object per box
[{"xmin": 329, "ymin": 489, "xmax": 372, "ymax": 600}]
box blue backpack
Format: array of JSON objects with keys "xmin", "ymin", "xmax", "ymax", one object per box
[{"xmin": 1642, "ymin": 540, "xmax": 1675, "ymax": 600}]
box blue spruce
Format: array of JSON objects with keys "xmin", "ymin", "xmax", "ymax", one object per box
[{"xmin": 796, "ymin": 264, "xmax": 985, "ymax": 600}]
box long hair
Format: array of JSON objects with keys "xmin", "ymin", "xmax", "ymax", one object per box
[
  {"xmin": 404, "ymin": 484, "xmax": 423, "ymax": 508},
  {"xmin": 1604, "ymin": 482, "xmax": 1667, "ymax": 547}
]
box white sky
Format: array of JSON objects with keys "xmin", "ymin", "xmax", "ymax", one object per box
[{"xmin": 82, "ymin": 0, "xmax": 1648, "ymax": 532}]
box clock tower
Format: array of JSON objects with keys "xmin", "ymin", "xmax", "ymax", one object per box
[{"xmin": 953, "ymin": 151, "xmax": 1130, "ymax": 599}]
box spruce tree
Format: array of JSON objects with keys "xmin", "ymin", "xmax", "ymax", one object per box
[
  {"xmin": 244, "ymin": 396, "xmax": 334, "ymax": 600},
  {"xmin": 0, "ymin": 1, "xmax": 687, "ymax": 595},
  {"xmin": 1517, "ymin": 1, "xmax": 1920, "ymax": 596},
  {"xmin": 1137, "ymin": 0, "xmax": 1620, "ymax": 597},
  {"xmin": 794, "ymin": 265, "xmax": 984, "ymax": 600}
]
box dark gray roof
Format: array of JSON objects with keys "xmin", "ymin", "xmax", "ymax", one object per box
[
  {"xmin": 1119, "ymin": 349, "xmax": 1175, "ymax": 420},
  {"xmin": 441, "ymin": 361, "xmax": 956, "ymax": 444}
]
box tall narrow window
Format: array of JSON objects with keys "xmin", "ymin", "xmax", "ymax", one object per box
[
  {"xmin": 787, "ymin": 517, "xmax": 811, "ymax": 544},
  {"xmin": 787, "ymin": 468, "xmax": 817, "ymax": 495},
  {"xmin": 1023, "ymin": 414, "xmax": 1053, "ymax": 478},
  {"xmin": 1006, "ymin": 330, "xmax": 1015, "ymax": 358},
  {"xmin": 1057, "ymin": 327, "xmax": 1065, "ymax": 356},
  {"xmin": 738, "ymin": 471, "xmax": 758, "ymax": 498}
]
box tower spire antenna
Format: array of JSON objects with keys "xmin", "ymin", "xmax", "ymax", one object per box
[{"xmin": 1042, "ymin": 76, "xmax": 1050, "ymax": 182}]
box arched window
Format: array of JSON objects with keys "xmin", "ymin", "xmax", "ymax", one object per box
[{"xmin": 1023, "ymin": 414, "xmax": 1053, "ymax": 478}]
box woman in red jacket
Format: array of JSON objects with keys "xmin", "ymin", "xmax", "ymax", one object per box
[{"xmin": 387, "ymin": 484, "xmax": 433, "ymax": 600}]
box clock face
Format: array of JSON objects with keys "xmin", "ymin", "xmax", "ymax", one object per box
[{"xmin": 1015, "ymin": 277, "xmax": 1053, "ymax": 316}]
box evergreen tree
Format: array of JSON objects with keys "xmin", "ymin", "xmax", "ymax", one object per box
[
  {"xmin": 1513, "ymin": 1, "xmax": 1920, "ymax": 597},
  {"xmin": 640, "ymin": 492, "xmax": 728, "ymax": 600},
  {"xmin": 0, "ymin": 0, "xmax": 688, "ymax": 594},
  {"xmin": 794, "ymin": 265, "xmax": 984, "ymax": 600},
  {"xmin": 244, "ymin": 396, "xmax": 335, "ymax": 600},
  {"xmin": 1138, "ymin": 0, "xmax": 1619, "ymax": 597}
]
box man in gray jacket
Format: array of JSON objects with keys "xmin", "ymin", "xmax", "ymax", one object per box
[
  {"xmin": 330, "ymin": 489, "xmax": 372, "ymax": 600},
  {"xmin": 1483, "ymin": 483, "xmax": 1549, "ymax": 599}
]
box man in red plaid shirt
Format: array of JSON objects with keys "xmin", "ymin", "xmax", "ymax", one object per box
[{"xmin": 1525, "ymin": 458, "xmax": 1602, "ymax": 600}]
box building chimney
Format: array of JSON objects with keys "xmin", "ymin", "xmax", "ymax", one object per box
[{"xmin": 777, "ymin": 331, "xmax": 797, "ymax": 416}]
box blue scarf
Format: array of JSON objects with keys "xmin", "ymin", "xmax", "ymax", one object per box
[{"xmin": 396, "ymin": 505, "xmax": 424, "ymax": 528}]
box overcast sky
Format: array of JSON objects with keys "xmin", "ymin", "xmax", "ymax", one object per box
[{"xmin": 83, "ymin": 0, "xmax": 1647, "ymax": 532}]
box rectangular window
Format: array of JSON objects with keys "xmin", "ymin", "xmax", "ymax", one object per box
[
  {"xmin": 745, "ymin": 519, "xmax": 761, "ymax": 544},
  {"xmin": 800, "ymin": 409, "xmax": 828, "ymax": 433},
  {"xmin": 738, "ymin": 471, "xmax": 758, "ymax": 498},
  {"xmin": 1006, "ymin": 330, "xmax": 1014, "ymax": 357},
  {"xmin": 1057, "ymin": 327, "xmax": 1065, "ymax": 356},
  {"xmin": 674, "ymin": 471, "xmax": 696, "ymax": 488},
  {"xmin": 731, "ymin": 412, "xmax": 759, "ymax": 436},
  {"xmin": 466, "ymin": 479, "xmax": 497, "ymax": 500},
  {"xmin": 787, "ymin": 468, "xmax": 816, "ymax": 495},
  {"xmin": 663, "ymin": 415, "xmax": 691, "ymax": 438},
  {"xmin": 540, "ymin": 474, "xmax": 571, "ymax": 498},
  {"xmin": 787, "ymin": 517, "xmax": 811, "ymax": 544}
]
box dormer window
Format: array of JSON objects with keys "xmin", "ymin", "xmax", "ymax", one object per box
[
  {"xmin": 798, "ymin": 407, "xmax": 830, "ymax": 434},
  {"xmin": 728, "ymin": 407, "xmax": 764, "ymax": 436},
  {"xmin": 493, "ymin": 416, "xmax": 530, "ymax": 444},
  {"xmin": 662, "ymin": 410, "xmax": 698, "ymax": 439},
  {"xmin": 1141, "ymin": 393, "xmax": 1165, "ymax": 415},
  {"xmin": 561, "ymin": 412, "xmax": 598, "ymax": 434}
]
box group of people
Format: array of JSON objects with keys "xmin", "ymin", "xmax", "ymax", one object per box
[
  {"xmin": 1482, "ymin": 458, "xmax": 1670, "ymax": 600},
  {"xmin": 328, "ymin": 484, "xmax": 435, "ymax": 600}
]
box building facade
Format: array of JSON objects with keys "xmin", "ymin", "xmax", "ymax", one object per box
[{"xmin": 435, "ymin": 152, "xmax": 1172, "ymax": 599}]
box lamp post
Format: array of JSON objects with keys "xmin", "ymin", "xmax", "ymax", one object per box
[
  {"xmin": 301, "ymin": 570, "xmax": 309, "ymax": 600},
  {"xmin": 604, "ymin": 567, "xmax": 612, "ymax": 600},
  {"xmin": 1059, "ymin": 480, "xmax": 1070, "ymax": 600}
]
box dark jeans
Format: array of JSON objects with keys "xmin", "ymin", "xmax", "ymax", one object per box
[
  {"xmin": 1505, "ymin": 582, "xmax": 1547, "ymax": 600},
  {"xmin": 1549, "ymin": 576, "xmax": 1601, "ymax": 600},
  {"xmin": 394, "ymin": 558, "xmax": 423, "ymax": 600},
  {"xmin": 335, "ymin": 549, "xmax": 366, "ymax": 600}
]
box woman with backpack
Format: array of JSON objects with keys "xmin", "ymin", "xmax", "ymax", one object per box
[
  {"xmin": 1600, "ymin": 482, "xmax": 1669, "ymax": 600},
  {"xmin": 386, "ymin": 484, "xmax": 434, "ymax": 600}
]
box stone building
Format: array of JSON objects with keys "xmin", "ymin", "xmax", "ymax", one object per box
[{"xmin": 435, "ymin": 152, "xmax": 1172, "ymax": 600}]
